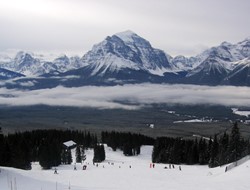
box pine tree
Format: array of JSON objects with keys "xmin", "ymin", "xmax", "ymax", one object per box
[
  {"xmin": 11, "ymin": 138, "xmax": 31, "ymax": 170},
  {"xmin": 187, "ymin": 139, "xmax": 199, "ymax": 164},
  {"xmin": 135, "ymin": 146, "xmax": 141, "ymax": 155},
  {"xmin": 66, "ymin": 149, "xmax": 72, "ymax": 164},
  {"xmin": 39, "ymin": 141, "xmax": 51, "ymax": 169},
  {"xmin": 218, "ymin": 132, "xmax": 229, "ymax": 166},
  {"xmin": 198, "ymin": 138, "xmax": 207, "ymax": 165},
  {"xmin": 93, "ymin": 144, "xmax": 105, "ymax": 163},
  {"xmin": 170, "ymin": 139, "xmax": 182, "ymax": 164},
  {"xmin": 82, "ymin": 147, "xmax": 86, "ymax": 162},
  {"xmin": 228, "ymin": 122, "xmax": 243, "ymax": 163},
  {"xmin": 123, "ymin": 143, "xmax": 133, "ymax": 156},
  {"xmin": 75, "ymin": 145, "xmax": 82, "ymax": 163},
  {"xmin": 61, "ymin": 148, "xmax": 67, "ymax": 164},
  {"xmin": 209, "ymin": 135, "xmax": 219, "ymax": 167},
  {"xmin": 100, "ymin": 144, "xmax": 105, "ymax": 161}
]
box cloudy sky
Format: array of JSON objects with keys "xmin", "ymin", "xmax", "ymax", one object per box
[{"xmin": 0, "ymin": 0, "xmax": 249, "ymax": 57}]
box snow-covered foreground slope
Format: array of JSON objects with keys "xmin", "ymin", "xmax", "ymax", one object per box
[{"xmin": 1, "ymin": 145, "xmax": 250, "ymax": 190}]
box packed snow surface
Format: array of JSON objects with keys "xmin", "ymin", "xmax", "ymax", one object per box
[{"xmin": 1, "ymin": 145, "xmax": 250, "ymax": 190}]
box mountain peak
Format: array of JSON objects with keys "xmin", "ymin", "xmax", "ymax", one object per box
[
  {"xmin": 220, "ymin": 41, "xmax": 232, "ymax": 47},
  {"xmin": 114, "ymin": 30, "xmax": 138, "ymax": 43},
  {"xmin": 244, "ymin": 36, "xmax": 250, "ymax": 41}
]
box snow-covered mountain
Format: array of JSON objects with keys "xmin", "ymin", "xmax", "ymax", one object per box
[
  {"xmin": 223, "ymin": 58, "xmax": 250, "ymax": 86},
  {"xmin": 0, "ymin": 53, "xmax": 12, "ymax": 63},
  {"xmin": 169, "ymin": 37, "xmax": 250, "ymax": 85},
  {"xmin": 171, "ymin": 55, "xmax": 196, "ymax": 71},
  {"xmin": 185, "ymin": 56, "xmax": 231, "ymax": 85},
  {"xmin": 0, "ymin": 51, "xmax": 83, "ymax": 76},
  {"xmin": 0, "ymin": 68, "xmax": 24, "ymax": 80},
  {"xmin": 80, "ymin": 30, "xmax": 173, "ymax": 77},
  {"xmin": 172, "ymin": 37, "xmax": 250, "ymax": 72},
  {"xmin": 0, "ymin": 31, "xmax": 250, "ymax": 87}
]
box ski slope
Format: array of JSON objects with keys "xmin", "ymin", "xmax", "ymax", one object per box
[{"xmin": 1, "ymin": 145, "xmax": 250, "ymax": 190}]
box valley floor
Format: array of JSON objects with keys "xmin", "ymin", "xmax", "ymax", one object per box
[{"xmin": 0, "ymin": 146, "xmax": 250, "ymax": 190}]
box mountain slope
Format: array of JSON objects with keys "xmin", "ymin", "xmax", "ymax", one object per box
[
  {"xmin": 0, "ymin": 32, "xmax": 250, "ymax": 87},
  {"xmin": 223, "ymin": 58, "xmax": 250, "ymax": 86},
  {"xmin": 0, "ymin": 51, "xmax": 84, "ymax": 76},
  {"xmin": 0, "ymin": 68, "xmax": 24, "ymax": 79},
  {"xmin": 1, "ymin": 145, "xmax": 250, "ymax": 190},
  {"xmin": 185, "ymin": 56, "xmax": 231, "ymax": 85},
  {"xmin": 172, "ymin": 37, "xmax": 250, "ymax": 72},
  {"xmin": 80, "ymin": 30, "xmax": 173, "ymax": 77}
]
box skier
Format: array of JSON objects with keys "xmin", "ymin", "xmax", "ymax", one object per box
[
  {"xmin": 54, "ymin": 168, "xmax": 58, "ymax": 174},
  {"xmin": 179, "ymin": 166, "xmax": 181, "ymax": 171},
  {"xmin": 153, "ymin": 163, "xmax": 155, "ymax": 168}
]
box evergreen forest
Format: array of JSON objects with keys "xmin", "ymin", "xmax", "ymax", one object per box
[{"xmin": 0, "ymin": 122, "xmax": 249, "ymax": 170}]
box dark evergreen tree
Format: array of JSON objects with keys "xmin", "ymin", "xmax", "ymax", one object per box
[
  {"xmin": 135, "ymin": 146, "xmax": 141, "ymax": 155},
  {"xmin": 187, "ymin": 139, "xmax": 199, "ymax": 165},
  {"xmin": 123, "ymin": 143, "xmax": 133, "ymax": 156},
  {"xmin": 93, "ymin": 144, "xmax": 105, "ymax": 163},
  {"xmin": 170, "ymin": 139, "xmax": 182, "ymax": 164},
  {"xmin": 13, "ymin": 138, "xmax": 31, "ymax": 170},
  {"xmin": 66, "ymin": 149, "xmax": 72, "ymax": 164},
  {"xmin": 61, "ymin": 148, "xmax": 67, "ymax": 164},
  {"xmin": 198, "ymin": 138, "xmax": 207, "ymax": 165},
  {"xmin": 218, "ymin": 132, "xmax": 229, "ymax": 166},
  {"xmin": 206, "ymin": 137, "xmax": 213, "ymax": 163},
  {"xmin": 209, "ymin": 135, "xmax": 219, "ymax": 168},
  {"xmin": 82, "ymin": 147, "xmax": 86, "ymax": 162},
  {"xmin": 39, "ymin": 139, "xmax": 62, "ymax": 169},
  {"xmin": 1, "ymin": 139, "xmax": 11, "ymax": 166},
  {"xmin": 228, "ymin": 122, "xmax": 243, "ymax": 163},
  {"xmin": 75, "ymin": 145, "xmax": 82, "ymax": 163},
  {"xmin": 39, "ymin": 141, "xmax": 51, "ymax": 169}
]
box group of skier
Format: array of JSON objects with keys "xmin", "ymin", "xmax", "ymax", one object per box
[
  {"xmin": 54, "ymin": 162, "xmax": 182, "ymax": 174},
  {"xmin": 150, "ymin": 163, "xmax": 182, "ymax": 171}
]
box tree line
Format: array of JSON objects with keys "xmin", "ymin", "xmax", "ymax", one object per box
[
  {"xmin": 152, "ymin": 122, "xmax": 250, "ymax": 167},
  {"xmin": 1, "ymin": 123, "xmax": 249, "ymax": 170},
  {"xmin": 101, "ymin": 131, "xmax": 155, "ymax": 156},
  {"xmin": 0, "ymin": 129, "xmax": 97, "ymax": 170},
  {"xmin": 0, "ymin": 129, "xmax": 154, "ymax": 169}
]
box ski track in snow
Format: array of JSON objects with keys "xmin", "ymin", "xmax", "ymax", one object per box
[{"xmin": 1, "ymin": 145, "xmax": 250, "ymax": 190}]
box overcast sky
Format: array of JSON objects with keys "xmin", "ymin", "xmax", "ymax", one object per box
[{"xmin": 0, "ymin": 0, "xmax": 249, "ymax": 57}]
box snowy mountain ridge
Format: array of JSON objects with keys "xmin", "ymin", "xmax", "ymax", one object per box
[
  {"xmin": 80, "ymin": 30, "xmax": 173, "ymax": 76},
  {"xmin": 0, "ymin": 51, "xmax": 82, "ymax": 76},
  {"xmin": 0, "ymin": 31, "xmax": 250, "ymax": 87}
]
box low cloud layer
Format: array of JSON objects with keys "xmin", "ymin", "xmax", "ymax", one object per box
[{"xmin": 0, "ymin": 84, "xmax": 250, "ymax": 109}]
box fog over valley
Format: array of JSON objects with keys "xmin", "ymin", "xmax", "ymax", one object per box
[{"xmin": 0, "ymin": 84, "xmax": 250, "ymax": 109}]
